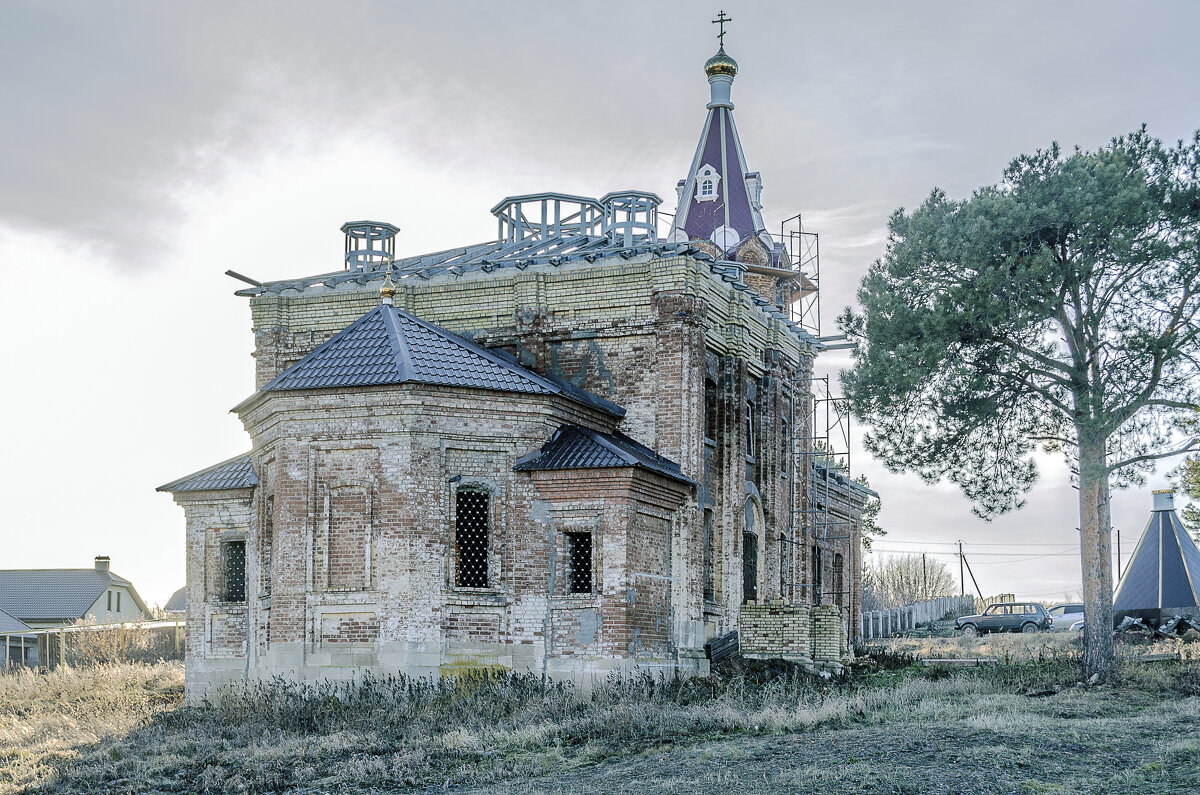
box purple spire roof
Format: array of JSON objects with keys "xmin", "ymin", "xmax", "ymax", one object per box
[{"xmin": 671, "ymin": 98, "xmax": 766, "ymax": 251}]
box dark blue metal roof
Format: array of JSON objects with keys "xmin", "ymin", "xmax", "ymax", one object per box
[
  {"xmin": 1114, "ymin": 508, "xmax": 1200, "ymax": 611},
  {"xmin": 513, "ymin": 425, "xmax": 693, "ymax": 485},
  {"xmin": 250, "ymin": 304, "xmax": 624, "ymax": 417},
  {"xmin": 157, "ymin": 453, "xmax": 258, "ymax": 493}
]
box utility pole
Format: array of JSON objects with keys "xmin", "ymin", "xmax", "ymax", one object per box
[{"xmin": 958, "ymin": 541, "xmax": 964, "ymax": 596}]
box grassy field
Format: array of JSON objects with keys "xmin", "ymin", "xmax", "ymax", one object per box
[{"xmin": 2, "ymin": 634, "xmax": 1199, "ymax": 793}]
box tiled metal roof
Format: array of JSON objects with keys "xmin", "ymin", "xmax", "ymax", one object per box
[
  {"xmin": 251, "ymin": 304, "xmax": 624, "ymax": 417},
  {"xmin": 0, "ymin": 569, "xmax": 145, "ymax": 623},
  {"xmin": 157, "ymin": 453, "xmax": 258, "ymax": 493},
  {"xmin": 513, "ymin": 425, "xmax": 693, "ymax": 485},
  {"xmin": 0, "ymin": 607, "xmax": 33, "ymax": 635}
]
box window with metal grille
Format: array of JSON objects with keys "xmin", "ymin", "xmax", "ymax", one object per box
[
  {"xmin": 703, "ymin": 510, "xmax": 715, "ymax": 602},
  {"xmin": 455, "ymin": 490, "xmax": 489, "ymax": 588},
  {"xmin": 565, "ymin": 532, "xmax": 592, "ymax": 594},
  {"xmin": 223, "ymin": 539, "xmax": 246, "ymax": 602}
]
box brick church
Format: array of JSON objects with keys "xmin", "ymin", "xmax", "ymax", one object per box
[{"xmin": 161, "ymin": 34, "xmax": 875, "ymax": 699}]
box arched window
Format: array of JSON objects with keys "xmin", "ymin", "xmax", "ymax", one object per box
[{"xmin": 743, "ymin": 499, "xmax": 759, "ymax": 603}]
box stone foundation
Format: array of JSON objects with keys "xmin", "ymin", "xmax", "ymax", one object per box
[{"xmin": 738, "ymin": 601, "xmax": 851, "ymax": 673}]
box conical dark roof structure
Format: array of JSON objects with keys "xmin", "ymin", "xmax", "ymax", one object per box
[{"xmin": 1113, "ymin": 490, "xmax": 1200, "ymax": 612}]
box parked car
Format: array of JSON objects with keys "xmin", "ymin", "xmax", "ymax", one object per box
[
  {"xmin": 955, "ymin": 602, "xmax": 1052, "ymax": 635},
  {"xmin": 1069, "ymin": 619, "xmax": 1084, "ymax": 632},
  {"xmin": 1046, "ymin": 602, "xmax": 1085, "ymax": 632}
]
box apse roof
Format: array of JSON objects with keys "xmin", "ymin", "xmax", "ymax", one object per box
[
  {"xmin": 157, "ymin": 453, "xmax": 258, "ymax": 493},
  {"xmin": 1113, "ymin": 503, "xmax": 1200, "ymax": 611},
  {"xmin": 513, "ymin": 425, "xmax": 693, "ymax": 485},
  {"xmin": 243, "ymin": 304, "xmax": 624, "ymax": 418}
]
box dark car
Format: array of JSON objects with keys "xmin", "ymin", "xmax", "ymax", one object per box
[{"xmin": 955, "ymin": 602, "xmax": 1052, "ymax": 635}]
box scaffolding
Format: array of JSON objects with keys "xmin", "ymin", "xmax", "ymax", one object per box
[
  {"xmin": 780, "ymin": 213, "xmax": 821, "ymax": 336},
  {"xmin": 774, "ymin": 211, "xmax": 860, "ymax": 611}
]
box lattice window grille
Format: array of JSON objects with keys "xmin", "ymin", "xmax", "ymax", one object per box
[
  {"xmin": 565, "ymin": 532, "xmax": 593, "ymax": 594},
  {"xmin": 223, "ymin": 539, "xmax": 246, "ymax": 602},
  {"xmin": 455, "ymin": 491, "xmax": 490, "ymax": 588}
]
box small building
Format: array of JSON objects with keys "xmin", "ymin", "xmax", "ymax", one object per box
[
  {"xmin": 1114, "ymin": 489, "xmax": 1200, "ymax": 624},
  {"xmin": 164, "ymin": 587, "xmax": 187, "ymax": 615},
  {"xmin": 0, "ymin": 556, "xmax": 148, "ymax": 630},
  {"xmin": 0, "ymin": 608, "xmax": 36, "ymax": 666}
]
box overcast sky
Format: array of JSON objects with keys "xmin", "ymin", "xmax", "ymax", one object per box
[{"xmin": 2, "ymin": 1, "xmax": 1198, "ymax": 609}]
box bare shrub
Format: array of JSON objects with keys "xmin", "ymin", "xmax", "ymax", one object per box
[{"xmin": 50, "ymin": 619, "xmax": 184, "ymax": 666}]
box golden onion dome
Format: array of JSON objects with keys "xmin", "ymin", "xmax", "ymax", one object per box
[{"xmin": 704, "ymin": 47, "xmax": 738, "ymax": 79}]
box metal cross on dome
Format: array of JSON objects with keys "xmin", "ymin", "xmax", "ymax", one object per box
[{"xmin": 712, "ymin": 10, "xmax": 732, "ymax": 47}]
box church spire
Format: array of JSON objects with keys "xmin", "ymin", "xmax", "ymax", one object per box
[{"xmin": 669, "ymin": 16, "xmax": 768, "ymax": 256}]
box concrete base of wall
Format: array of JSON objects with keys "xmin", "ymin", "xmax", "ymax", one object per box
[{"xmin": 185, "ymin": 641, "xmax": 709, "ymax": 704}]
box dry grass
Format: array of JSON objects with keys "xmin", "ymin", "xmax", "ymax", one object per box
[
  {"xmin": 0, "ymin": 662, "xmax": 183, "ymax": 793},
  {"xmin": 2, "ymin": 639, "xmax": 1199, "ymax": 793}
]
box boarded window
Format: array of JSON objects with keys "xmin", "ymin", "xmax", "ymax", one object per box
[
  {"xmin": 329, "ymin": 489, "xmax": 368, "ymax": 590},
  {"xmin": 455, "ymin": 491, "xmax": 489, "ymax": 588},
  {"xmin": 223, "ymin": 540, "xmax": 246, "ymax": 602},
  {"xmin": 566, "ymin": 532, "xmax": 592, "ymax": 594},
  {"xmin": 703, "ymin": 509, "xmax": 715, "ymax": 602}
]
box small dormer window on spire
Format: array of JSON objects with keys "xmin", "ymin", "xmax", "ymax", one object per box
[{"xmin": 695, "ymin": 165, "xmax": 721, "ymax": 203}]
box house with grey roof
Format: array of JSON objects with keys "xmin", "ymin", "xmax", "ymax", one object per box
[{"xmin": 0, "ymin": 556, "xmax": 148, "ymax": 630}]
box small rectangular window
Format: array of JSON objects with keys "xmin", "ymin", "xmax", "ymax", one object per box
[
  {"xmin": 566, "ymin": 532, "xmax": 593, "ymax": 594},
  {"xmin": 116, "ymin": 592, "xmax": 121, "ymax": 612},
  {"xmin": 455, "ymin": 491, "xmax": 489, "ymax": 588},
  {"xmin": 107, "ymin": 591, "xmax": 112, "ymax": 611},
  {"xmin": 223, "ymin": 539, "xmax": 247, "ymax": 602}
]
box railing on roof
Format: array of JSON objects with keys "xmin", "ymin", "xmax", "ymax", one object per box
[{"xmin": 491, "ymin": 193, "xmax": 604, "ymax": 243}]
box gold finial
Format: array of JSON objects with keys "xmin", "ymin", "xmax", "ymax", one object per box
[
  {"xmin": 712, "ymin": 9, "xmax": 732, "ymax": 47},
  {"xmin": 380, "ymin": 259, "xmax": 397, "ymax": 304}
]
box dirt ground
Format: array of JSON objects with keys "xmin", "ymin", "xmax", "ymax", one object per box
[{"xmin": 452, "ymin": 688, "xmax": 1200, "ymax": 795}]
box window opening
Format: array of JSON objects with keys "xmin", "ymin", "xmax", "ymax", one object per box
[
  {"xmin": 833, "ymin": 553, "xmax": 845, "ymax": 607},
  {"xmin": 703, "ymin": 509, "xmax": 715, "ymax": 602},
  {"xmin": 811, "ymin": 545, "xmax": 823, "ymax": 603},
  {"xmin": 704, "ymin": 378, "xmax": 718, "ymax": 442},
  {"xmin": 455, "ymin": 491, "xmax": 490, "ymax": 588},
  {"xmin": 565, "ymin": 532, "xmax": 593, "ymax": 594},
  {"xmin": 701, "ymin": 179, "xmax": 714, "ymax": 197},
  {"xmin": 107, "ymin": 591, "xmax": 112, "ymax": 611},
  {"xmin": 223, "ymin": 539, "xmax": 246, "ymax": 602},
  {"xmin": 116, "ymin": 592, "xmax": 121, "ymax": 612},
  {"xmin": 746, "ymin": 400, "xmax": 756, "ymax": 458}
]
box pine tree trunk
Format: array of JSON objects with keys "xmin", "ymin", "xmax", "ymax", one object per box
[{"xmin": 1078, "ymin": 437, "xmax": 1114, "ymax": 680}]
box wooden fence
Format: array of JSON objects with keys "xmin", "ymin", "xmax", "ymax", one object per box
[
  {"xmin": 860, "ymin": 595, "xmax": 976, "ymax": 639},
  {"xmin": 29, "ymin": 619, "xmax": 185, "ymax": 669}
]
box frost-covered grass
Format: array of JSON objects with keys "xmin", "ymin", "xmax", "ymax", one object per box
[{"xmin": 4, "ymin": 642, "xmax": 1200, "ymax": 793}]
